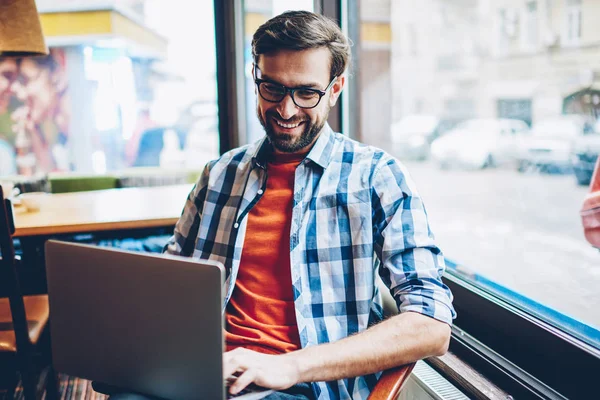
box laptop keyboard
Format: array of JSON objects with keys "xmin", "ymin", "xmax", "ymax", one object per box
[
  {"xmin": 225, "ymin": 376, "xmax": 271, "ymax": 399},
  {"xmin": 226, "ymin": 387, "xmax": 253, "ymax": 399}
]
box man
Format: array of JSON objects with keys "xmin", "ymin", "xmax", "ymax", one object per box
[
  {"xmin": 162, "ymin": 10, "xmax": 455, "ymax": 400},
  {"xmin": 98, "ymin": 10, "xmax": 454, "ymax": 400}
]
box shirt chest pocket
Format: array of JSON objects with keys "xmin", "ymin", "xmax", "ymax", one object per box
[
  {"xmin": 308, "ymin": 190, "xmax": 372, "ymax": 243},
  {"xmin": 312, "ymin": 188, "xmax": 370, "ymax": 209}
]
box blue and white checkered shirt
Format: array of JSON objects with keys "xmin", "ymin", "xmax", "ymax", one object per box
[{"xmin": 165, "ymin": 124, "xmax": 455, "ymax": 400}]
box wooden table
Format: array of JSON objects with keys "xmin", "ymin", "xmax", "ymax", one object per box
[{"xmin": 12, "ymin": 184, "xmax": 193, "ymax": 238}]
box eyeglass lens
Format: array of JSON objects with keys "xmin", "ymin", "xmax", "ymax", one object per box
[{"xmin": 258, "ymin": 82, "xmax": 321, "ymax": 108}]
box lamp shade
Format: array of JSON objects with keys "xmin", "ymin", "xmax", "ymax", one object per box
[{"xmin": 0, "ymin": 0, "xmax": 48, "ymax": 56}]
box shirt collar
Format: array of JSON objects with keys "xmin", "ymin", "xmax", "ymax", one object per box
[
  {"xmin": 304, "ymin": 123, "xmax": 335, "ymax": 169},
  {"xmin": 251, "ymin": 123, "xmax": 336, "ymax": 170},
  {"xmin": 251, "ymin": 137, "xmax": 273, "ymax": 169}
]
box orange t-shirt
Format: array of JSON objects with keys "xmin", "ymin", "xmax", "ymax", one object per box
[{"xmin": 225, "ymin": 152, "xmax": 305, "ymax": 355}]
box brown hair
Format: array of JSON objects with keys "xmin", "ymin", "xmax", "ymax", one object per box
[{"xmin": 251, "ymin": 10, "xmax": 351, "ymax": 80}]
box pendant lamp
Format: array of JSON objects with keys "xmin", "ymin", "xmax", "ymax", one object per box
[{"xmin": 0, "ymin": 0, "xmax": 48, "ymax": 56}]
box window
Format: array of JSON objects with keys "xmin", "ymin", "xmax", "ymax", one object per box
[
  {"xmin": 496, "ymin": 8, "xmax": 510, "ymax": 55},
  {"xmin": 349, "ymin": 1, "xmax": 600, "ymax": 395},
  {"xmin": 356, "ymin": 0, "xmax": 600, "ymax": 350},
  {"xmin": 0, "ymin": 0, "xmax": 219, "ymax": 177},
  {"xmin": 564, "ymin": 0, "xmax": 583, "ymax": 45},
  {"xmin": 497, "ymin": 98, "xmax": 533, "ymax": 126},
  {"xmin": 521, "ymin": 1, "xmax": 539, "ymax": 50}
]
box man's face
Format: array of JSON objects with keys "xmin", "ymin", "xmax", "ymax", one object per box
[
  {"xmin": 0, "ymin": 59, "xmax": 18, "ymax": 113},
  {"xmin": 255, "ymin": 48, "xmax": 344, "ymax": 154},
  {"xmin": 12, "ymin": 59, "xmax": 54, "ymax": 124}
]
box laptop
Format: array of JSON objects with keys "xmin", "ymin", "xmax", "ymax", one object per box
[{"xmin": 45, "ymin": 240, "xmax": 273, "ymax": 400}]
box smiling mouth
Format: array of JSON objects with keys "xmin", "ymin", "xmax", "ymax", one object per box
[{"xmin": 273, "ymin": 117, "xmax": 305, "ymax": 130}]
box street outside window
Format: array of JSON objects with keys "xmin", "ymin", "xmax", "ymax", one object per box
[{"xmin": 355, "ymin": 0, "xmax": 600, "ymax": 345}]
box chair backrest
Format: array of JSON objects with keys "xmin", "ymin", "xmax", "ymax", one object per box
[
  {"xmin": 0, "ymin": 175, "xmax": 50, "ymax": 194},
  {"xmin": 0, "ymin": 185, "xmax": 18, "ymax": 287},
  {"xmin": 0, "ymin": 186, "xmax": 34, "ymax": 352},
  {"xmin": 48, "ymin": 174, "xmax": 119, "ymax": 194}
]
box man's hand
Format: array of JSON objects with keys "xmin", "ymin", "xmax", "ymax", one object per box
[{"xmin": 223, "ymin": 348, "xmax": 300, "ymax": 395}]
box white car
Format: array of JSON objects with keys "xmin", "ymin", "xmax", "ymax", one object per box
[
  {"xmin": 430, "ymin": 118, "xmax": 530, "ymax": 169},
  {"xmin": 517, "ymin": 115, "xmax": 591, "ymax": 173},
  {"xmin": 390, "ymin": 115, "xmax": 440, "ymax": 161}
]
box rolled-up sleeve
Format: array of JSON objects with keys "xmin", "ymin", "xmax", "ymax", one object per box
[
  {"xmin": 163, "ymin": 161, "xmax": 214, "ymax": 257},
  {"xmin": 371, "ymin": 158, "xmax": 456, "ymax": 325}
]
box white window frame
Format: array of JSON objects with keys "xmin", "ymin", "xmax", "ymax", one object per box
[
  {"xmin": 496, "ymin": 8, "xmax": 510, "ymax": 56},
  {"xmin": 563, "ymin": 0, "xmax": 582, "ymax": 46},
  {"xmin": 520, "ymin": 0, "xmax": 538, "ymax": 51}
]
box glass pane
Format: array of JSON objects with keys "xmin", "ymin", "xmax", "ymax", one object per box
[
  {"xmin": 243, "ymin": 0, "xmax": 314, "ymax": 144},
  {"xmin": 0, "ymin": 0, "xmax": 219, "ymax": 178},
  {"xmin": 354, "ymin": 0, "xmax": 600, "ymax": 343}
]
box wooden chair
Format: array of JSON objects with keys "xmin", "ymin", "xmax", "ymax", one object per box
[
  {"xmin": 367, "ymin": 278, "xmax": 416, "ymax": 400},
  {"xmin": 0, "ymin": 186, "xmax": 59, "ymax": 400}
]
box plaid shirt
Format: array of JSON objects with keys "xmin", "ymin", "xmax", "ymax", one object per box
[{"xmin": 165, "ymin": 125, "xmax": 455, "ymax": 400}]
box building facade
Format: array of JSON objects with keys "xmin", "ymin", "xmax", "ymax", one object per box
[{"xmin": 391, "ymin": 0, "xmax": 600, "ymax": 129}]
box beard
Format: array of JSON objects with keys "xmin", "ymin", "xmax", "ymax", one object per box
[{"xmin": 258, "ymin": 108, "xmax": 328, "ymax": 153}]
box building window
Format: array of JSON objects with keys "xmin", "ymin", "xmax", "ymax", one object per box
[
  {"xmin": 564, "ymin": 0, "xmax": 582, "ymax": 45},
  {"xmin": 522, "ymin": 1, "xmax": 538, "ymax": 50},
  {"xmin": 497, "ymin": 98, "xmax": 533, "ymax": 126},
  {"xmin": 496, "ymin": 8, "xmax": 519, "ymax": 56}
]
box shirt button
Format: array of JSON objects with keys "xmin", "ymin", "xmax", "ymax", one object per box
[
  {"xmin": 234, "ymin": 223, "xmax": 239, "ymax": 229},
  {"xmin": 257, "ymin": 189, "xmax": 264, "ymax": 195}
]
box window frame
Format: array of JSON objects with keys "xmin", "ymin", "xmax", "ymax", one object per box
[
  {"xmin": 521, "ymin": 0, "xmax": 539, "ymax": 51},
  {"xmin": 213, "ymin": 0, "xmax": 247, "ymax": 154},
  {"xmin": 563, "ymin": 0, "xmax": 583, "ymax": 46},
  {"xmin": 445, "ymin": 269, "xmax": 599, "ymax": 398}
]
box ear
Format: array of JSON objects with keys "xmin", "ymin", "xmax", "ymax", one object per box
[{"xmin": 328, "ymin": 74, "xmax": 346, "ymax": 107}]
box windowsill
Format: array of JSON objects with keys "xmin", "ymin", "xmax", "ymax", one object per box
[
  {"xmin": 444, "ymin": 272, "xmax": 600, "ymax": 399},
  {"xmin": 426, "ymin": 352, "xmax": 510, "ymax": 400}
]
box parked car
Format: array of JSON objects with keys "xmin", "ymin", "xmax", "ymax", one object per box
[
  {"xmin": 430, "ymin": 118, "xmax": 529, "ymax": 169},
  {"xmin": 516, "ymin": 115, "xmax": 592, "ymax": 173},
  {"xmin": 390, "ymin": 115, "xmax": 457, "ymax": 161},
  {"xmin": 571, "ymin": 122, "xmax": 600, "ymax": 186}
]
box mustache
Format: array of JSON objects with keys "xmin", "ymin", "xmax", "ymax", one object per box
[{"xmin": 266, "ymin": 110, "xmax": 307, "ymax": 125}]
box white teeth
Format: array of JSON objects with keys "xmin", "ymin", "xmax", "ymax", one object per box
[{"xmin": 275, "ymin": 119, "xmax": 301, "ymax": 129}]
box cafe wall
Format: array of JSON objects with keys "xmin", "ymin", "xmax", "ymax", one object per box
[{"xmin": 0, "ymin": 48, "xmax": 71, "ymax": 176}]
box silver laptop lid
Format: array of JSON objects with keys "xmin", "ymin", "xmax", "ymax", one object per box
[{"xmin": 45, "ymin": 240, "xmax": 225, "ymax": 400}]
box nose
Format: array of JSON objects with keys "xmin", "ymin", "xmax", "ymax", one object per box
[{"xmin": 275, "ymin": 92, "xmax": 298, "ymax": 120}]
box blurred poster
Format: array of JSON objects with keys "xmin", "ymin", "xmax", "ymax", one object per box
[{"xmin": 0, "ymin": 48, "xmax": 70, "ymax": 176}]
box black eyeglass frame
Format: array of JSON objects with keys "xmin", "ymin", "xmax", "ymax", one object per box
[{"xmin": 253, "ymin": 67, "xmax": 338, "ymax": 109}]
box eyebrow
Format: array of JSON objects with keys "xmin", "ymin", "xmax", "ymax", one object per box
[{"xmin": 259, "ymin": 73, "xmax": 323, "ymax": 89}]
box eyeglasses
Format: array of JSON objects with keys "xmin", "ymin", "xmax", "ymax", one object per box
[{"xmin": 254, "ymin": 67, "xmax": 337, "ymax": 109}]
